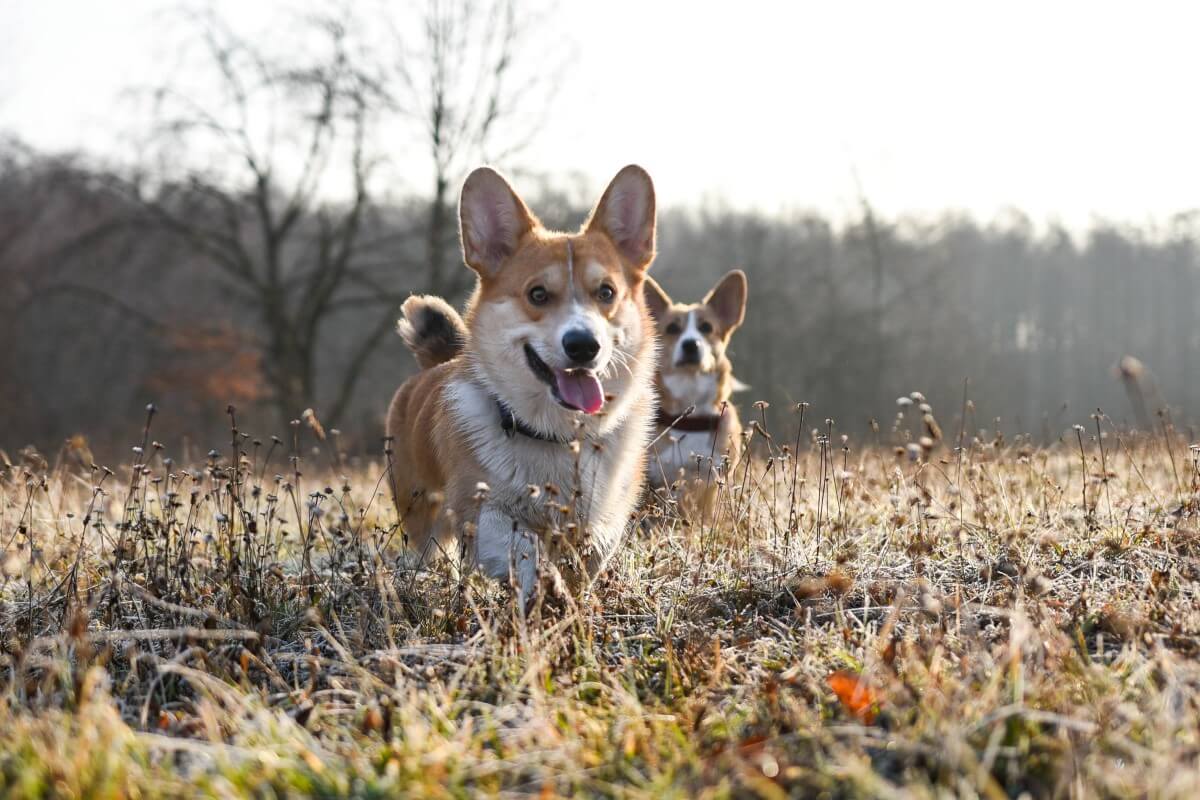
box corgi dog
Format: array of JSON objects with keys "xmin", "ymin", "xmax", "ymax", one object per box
[
  {"xmin": 643, "ymin": 270, "xmax": 748, "ymax": 517},
  {"xmin": 386, "ymin": 165, "xmax": 658, "ymax": 604}
]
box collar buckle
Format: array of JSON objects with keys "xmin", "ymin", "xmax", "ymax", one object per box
[{"xmin": 495, "ymin": 398, "xmax": 568, "ymax": 443}]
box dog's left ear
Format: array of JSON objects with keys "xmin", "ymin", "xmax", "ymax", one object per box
[
  {"xmin": 643, "ymin": 276, "xmax": 672, "ymax": 321},
  {"xmin": 586, "ymin": 165, "xmax": 656, "ymax": 270},
  {"xmin": 703, "ymin": 269, "xmax": 747, "ymax": 335}
]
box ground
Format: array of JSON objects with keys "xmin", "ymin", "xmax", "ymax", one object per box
[{"xmin": 1, "ymin": 405, "xmax": 1199, "ymax": 798}]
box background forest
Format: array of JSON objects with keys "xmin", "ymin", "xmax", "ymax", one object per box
[{"xmin": 2, "ymin": 2, "xmax": 1195, "ymax": 458}]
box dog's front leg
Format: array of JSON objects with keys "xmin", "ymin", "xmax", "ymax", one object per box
[{"xmin": 473, "ymin": 505, "xmax": 539, "ymax": 606}]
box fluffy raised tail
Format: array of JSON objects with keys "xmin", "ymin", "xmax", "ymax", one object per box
[{"xmin": 397, "ymin": 295, "xmax": 467, "ymax": 369}]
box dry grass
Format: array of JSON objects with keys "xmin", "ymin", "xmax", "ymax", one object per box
[{"xmin": 2, "ymin": 401, "xmax": 1200, "ymax": 798}]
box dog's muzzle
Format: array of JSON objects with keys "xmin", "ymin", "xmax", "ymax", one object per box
[{"xmin": 676, "ymin": 339, "xmax": 702, "ymax": 366}]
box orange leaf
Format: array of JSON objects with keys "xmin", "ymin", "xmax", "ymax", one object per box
[{"xmin": 827, "ymin": 670, "xmax": 879, "ymax": 724}]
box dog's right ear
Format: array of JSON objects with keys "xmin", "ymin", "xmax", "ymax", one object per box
[
  {"xmin": 643, "ymin": 277, "xmax": 672, "ymax": 321},
  {"xmin": 586, "ymin": 165, "xmax": 656, "ymax": 270},
  {"xmin": 459, "ymin": 167, "xmax": 538, "ymax": 275}
]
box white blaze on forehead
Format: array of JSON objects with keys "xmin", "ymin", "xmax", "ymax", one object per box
[
  {"xmin": 565, "ymin": 239, "xmax": 579, "ymax": 303},
  {"xmin": 672, "ymin": 309, "xmax": 716, "ymax": 369},
  {"xmin": 557, "ymin": 249, "xmax": 612, "ymax": 345},
  {"xmin": 553, "ymin": 263, "xmax": 607, "ymax": 368},
  {"xmin": 683, "ymin": 310, "xmax": 697, "ymax": 338}
]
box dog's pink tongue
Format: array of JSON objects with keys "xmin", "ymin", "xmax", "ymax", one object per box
[{"xmin": 554, "ymin": 370, "xmax": 605, "ymax": 414}]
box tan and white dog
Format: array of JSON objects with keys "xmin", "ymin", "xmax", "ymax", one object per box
[
  {"xmin": 386, "ymin": 165, "xmax": 658, "ymax": 604},
  {"xmin": 644, "ymin": 271, "xmax": 748, "ymax": 518}
]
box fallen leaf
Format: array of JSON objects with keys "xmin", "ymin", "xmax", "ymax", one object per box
[{"xmin": 827, "ymin": 670, "xmax": 879, "ymax": 724}]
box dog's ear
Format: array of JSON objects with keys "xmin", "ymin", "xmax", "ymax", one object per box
[
  {"xmin": 643, "ymin": 276, "xmax": 672, "ymax": 321},
  {"xmin": 586, "ymin": 165, "xmax": 656, "ymax": 269},
  {"xmin": 459, "ymin": 167, "xmax": 538, "ymax": 275},
  {"xmin": 703, "ymin": 269, "xmax": 747, "ymax": 335}
]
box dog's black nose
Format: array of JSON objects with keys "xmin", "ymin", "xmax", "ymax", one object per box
[
  {"xmin": 562, "ymin": 329, "xmax": 600, "ymax": 364},
  {"xmin": 679, "ymin": 339, "xmax": 700, "ymax": 363}
]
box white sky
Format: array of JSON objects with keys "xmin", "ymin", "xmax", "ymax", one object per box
[{"xmin": 4, "ymin": 0, "xmax": 1199, "ymax": 228}]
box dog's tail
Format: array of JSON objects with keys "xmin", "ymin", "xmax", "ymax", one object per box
[{"xmin": 397, "ymin": 295, "xmax": 467, "ymax": 369}]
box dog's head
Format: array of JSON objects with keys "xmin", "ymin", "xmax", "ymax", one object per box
[
  {"xmin": 459, "ymin": 165, "xmax": 658, "ymax": 434},
  {"xmin": 644, "ymin": 270, "xmax": 747, "ymax": 375}
]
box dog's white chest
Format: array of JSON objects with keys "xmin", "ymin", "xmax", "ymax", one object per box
[
  {"xmin": 662, "ymin": 372, "xmax": 718, "ymax": 412},
  {"xmin": 445, "ymin": 378, "xmax": 646, "ymax": 526}
]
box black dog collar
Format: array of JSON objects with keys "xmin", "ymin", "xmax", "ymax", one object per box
[
  {"xmin": 655, "ymin": 408, "xmax": 724, "ymax": 432},
  {"xmin": 496, "ymin": 399, "xmax": 573, "ymax": 443}
]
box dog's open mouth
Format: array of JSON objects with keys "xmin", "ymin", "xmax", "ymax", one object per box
[{"xmin": 524, "ymin": 344, "xmax": 604, "ymax": 415}]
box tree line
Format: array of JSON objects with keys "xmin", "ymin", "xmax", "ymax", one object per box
[
  {"xmin": 2, "ymin": 3, "xmax": 1197, "ymax": 459},
  {"xmin": 5, "ymin": 136, "xmax": 1196, "ymax": 460}
]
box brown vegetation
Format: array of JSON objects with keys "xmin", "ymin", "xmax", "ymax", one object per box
[{"xmin": 1, "ymin": 401, "xmax": 1198, "ymax": 796}]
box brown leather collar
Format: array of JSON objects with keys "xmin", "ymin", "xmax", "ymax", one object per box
[{"xmin": 656, "ymin": 408, "xmax": 724, "ymax": 433}]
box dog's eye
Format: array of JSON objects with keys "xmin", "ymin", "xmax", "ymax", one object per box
[
  {"xmin": 596, "ymin": 284, "xmax": 616, "ymax": 303},
  {"xmin": 698, "ymin": 321, "xmax": 713, "ymax": 334},
  {"xmin": 665, "ymin": 321, "xmax": 682, "ymax": 335},
  {"xmin": 527, "ymin": 286, "xmax": 550, "ymax": 306}
]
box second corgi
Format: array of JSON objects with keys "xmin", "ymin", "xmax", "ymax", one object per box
[{"xmin": 644, "ymin": 270, "xmax": 748, "ymax": 519}]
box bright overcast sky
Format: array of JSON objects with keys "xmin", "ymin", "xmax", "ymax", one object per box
[{"xmin": 4, "ymin": 0, "xmax": 1199, "ymax": 228}]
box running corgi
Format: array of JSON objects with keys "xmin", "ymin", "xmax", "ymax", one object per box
[
  {"xmin": 644, "ymin": 270, "xmax": 748, "ymax": 519},
  {"xmin": 387, "ymin": 165, "xmax": 658, "ymax": 604}
]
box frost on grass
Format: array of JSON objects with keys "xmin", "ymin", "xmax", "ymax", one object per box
[{"xmin": 1, "ymin": 406, "xmax": 1199, "ymax": 797}]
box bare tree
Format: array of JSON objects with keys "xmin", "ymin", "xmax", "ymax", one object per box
[
  {"xmin": 10, "ymin": 149, "xmax": 1200, "ymax": 453},
  {"xmin": 852, "ymin": 168, "xmax": 887, "ymax": 409},
  {"xmin": 82, "ymin": 2, "xmax": 559, "ymax": 430},
  {"xmin": 104, "ymin": 9, "xmax": 406, "ymax": 430},
  {"xmin": 393, "ymin": 0, "xmax": 559, "ymax": 298}
]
